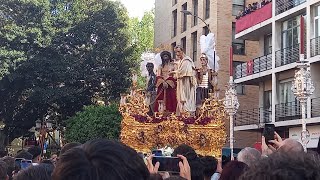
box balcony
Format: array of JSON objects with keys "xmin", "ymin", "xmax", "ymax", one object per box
[
  {"xmin": 275, "ymin": 101, "xmax": 302, "ymax": 122},
  {"xmin": 275, "ymin": 44, "xmax": 300, "ymax": 67},
  {"xmin": 311, "ymin": 36, "xmax": 320, "ymax": 57},
  {"xmin": 311, "ymin": 97, "xmax": 320, "ymax": 118},
  {"xmin": 276, "ymin": 0, "xmax": 306, "ymax": 15},
  {"xmin": 235, "ymin": 108, "xmax": 271, "ymax": 126},
  {"xmin": 234, "ymin": 54, "xmax": 272, "ymax": 79},
  {"xmin": 235, "ymin": 3, "xmax": 272, "ymax": 34}
]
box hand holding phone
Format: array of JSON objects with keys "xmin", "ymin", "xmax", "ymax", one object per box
[
  {"xmin": 152, "ymin": 156, "xmax": 181, "ymax": 173},
  {"xmin": 263, "ymin": 124, "xmax": 275, "ymax": 145}
]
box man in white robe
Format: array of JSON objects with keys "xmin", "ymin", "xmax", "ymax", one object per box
[{"xmin": 174, "ymin": 45, "xmax": 197, "ymax": 114}]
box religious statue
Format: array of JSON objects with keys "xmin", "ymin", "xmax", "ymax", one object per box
[
  {"xmin": 145, "ymin": 62, "xmax": 157, "ymax": 116},
  {"xmin": 154, "ymin": 51, "xmax": 177, "ymax": 113},
  {"xmin": 174, "ymin": 45, "xmax": 197, "ymax": 115},
  {"xmin": 196, "ymin": 54, "xmax": 217, "ymax": 112}
]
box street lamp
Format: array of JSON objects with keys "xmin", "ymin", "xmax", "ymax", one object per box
[
  {"xmin": 291, "ymin": 60, "xmax": 314, "ymax": 152},
  {"xmin": 180, "ymin": 10, "xmax": 211, "ymax": 33},
  {"xmin": 223, "ymin": 77, "xmax": 240, "ymax": 160}
]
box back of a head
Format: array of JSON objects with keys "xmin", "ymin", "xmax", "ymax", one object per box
[
  {"xmin": 237, "ymin": 147, "xmax": 261, "ymax": 167},
  {"xmin": 60, "ymin": 142, "xmax": 81, "ymax": 155},
  {"xmin": 166, "ymin": 176, "xmax": 187, "ymax": 180},
  {"xmin": 13, "ymin": 163, "xmax": 53, "ymax": 180},
  {"xmin": 15, "ymin": 150, "xmax": 33, "ymax": 160},
  {"xmin": 0, "ymin": 160, "xmax": 8, "ymax": 180},
  {"xmin": 172, "ymin": 145, "xmax": 203, "ymax": 180},
  {"xmin": 27, "ymin": 146, "xmax": 42, "ymax": 161},
  {"xmin": 219, "ymin": 161, "xmax": 248, "ymax": 180},
  {"xmin": 279, "ymin": 139, "xmax": 304, "ymax": 153},
  {"xmin": 52, "ymin": 139, "xmax": 149, "ymax": 180},
  {"xmin": 200, "ymin": 156, "xmax": 218, "ymax": 179},
  {"xmin": 1, "ymin": 156, "xmax": 14, "ymax": 179},
  {"xmin": 240, "ymin": 152, "xmax": 320, "ymax": 180}
]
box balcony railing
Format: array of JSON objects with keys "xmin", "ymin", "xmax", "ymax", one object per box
[
  {"xmin": 235, "ymin": 3, "xmax": 272, "ymax": 33},
  {"xmin": 276, "ymin": 0, "xmax": 306, "ymax": 15},
  {"xmin": 234, "ymin": 53, "xmax": 272, "ymax": 79},
  {"xmin": 275, "ymin": 44, "xmax": 300, "ymax": 67},
  {"xmin": 275, "ymin": 101, "xmax": 302, "ymax": 122},
  {"xmin": 235, "ymin": 108, "xmax": 272, "ymax": 126},
  {"xmin": 311, "ymin": 36, "xmax": 320, "ymax": 57},
  {"xmin": 311, "ymin": 97, "xmax": 320, "ymax": 118}
]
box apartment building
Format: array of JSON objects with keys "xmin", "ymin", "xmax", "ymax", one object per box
[
  {"xmin": 154, "ymin": 0, "xmax": 264, "ymax": 148},
  {"xmin": 234, "ymin": 0, "xmax": 320, "ymax": 150}
]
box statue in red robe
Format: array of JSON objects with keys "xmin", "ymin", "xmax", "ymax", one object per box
[{"xmin": 154, "ymin": 51, "xmax": 177, "ymax": 113}]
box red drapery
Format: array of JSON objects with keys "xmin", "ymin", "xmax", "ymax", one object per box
[{"xmin": 235, "ymin": 3, "xmax": 272, "ymax": 33}]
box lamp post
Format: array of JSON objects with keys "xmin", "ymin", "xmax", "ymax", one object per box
[
  {"xmin": 291, "ymin": 61, "xmax": 314, "ymax": 152},
  {"xmin": 224, "ymin": 77, "xmax": 239, "ymax": 160},
  {"xmin": 180, "ymin": 10, "xmax": 211, "ymax": 33}
]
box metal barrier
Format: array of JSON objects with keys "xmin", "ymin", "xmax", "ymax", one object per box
[
  {"xmin": 235, "ymin": 107, "xmax": 272, "ymax": 126},
  {"xmin": 275, "ymin": 44, "xmax": 299, "ymax": 67},
  {"xmin": 276, "ymin": 0, "xmax": 306, "ymax": 15},
  {"xmin": 311, "ymin": 97, "xmax": 320, "ymax": 118},
  {"xmin": 275, "ymin": 101, "xmax": 302, "ymax": 121},
  {"xmin": 311, "ymin": 37, "xmax": 320, "ymax": 57}
]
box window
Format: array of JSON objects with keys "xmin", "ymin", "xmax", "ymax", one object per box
[
  {"xmin": 172, "ymin": 10, "xmax": 177, "ymax": 37},
  {"xmin": 232, "ymin": 0, "xmax": 245, "ymax": 16},
  {"xmin": 314, "ymin": 5, "xmax": 320, "ymax": 37},
  {"xmin": 204, "ymin": 0, "xmax": 210, "ymax": 19},
  {"xmin": 236, "ymin": 84, "xmax": 245, "ymax": 95},
  {"xmin": 203, "ymin": 26, "xmax": 209, "ymax": 35},
  {"xmin": 282, "ymin": 16, "xmax": 301, "ymax": 48},
  {"xmin": 232, "ymin": 23, "xmax": 245, "ymax": 55},
  {"xmin": 181, "ymin": 3, "xmax": 187, "ymax": 32},
  {"xmin": 193, "ymin": 0, "xmax": 198, "ymax": 26},
  {"xmin": 192, "ymin": 31, "xmax": 198, "ymax": 61},
  {"xmin": 171, "ymin": 42, "xmax": 177, "ymax": 59},
  {"xmin": 172, "ymin": 0, "xmax": 177, "ymax": 6},
  {"xmin": 264, "ymin": 34, "xmax": 272, "ymax": 55},
  {"xmin": 181, "ymin": 37, "xmax": 187, "ymax": 54}
]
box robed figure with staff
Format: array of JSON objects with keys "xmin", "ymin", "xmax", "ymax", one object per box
[{"xmin": 154, "ymin": 51, "xmax": 177, "ymax": 113}]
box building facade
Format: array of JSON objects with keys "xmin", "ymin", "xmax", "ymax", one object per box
[
  {"xmin": 234, "ymin": 0, "xmax": 320, "ymax": 150},
  {"xmin": 154, "ymin": 0, "xmax": 264, "ymax": 148}
]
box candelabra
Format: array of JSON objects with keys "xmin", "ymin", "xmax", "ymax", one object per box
[
  {"xmin": 223, "ymin": 77, "xmax": 239, "ymax": 160},
  {"xmin": 291, "ymin": 60, "xmax": 315, "ymax": 152}
]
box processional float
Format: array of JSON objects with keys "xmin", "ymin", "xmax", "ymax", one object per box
[{"xmin": 119, "ymin": 33, "xmax": 227, "ymax": 156}]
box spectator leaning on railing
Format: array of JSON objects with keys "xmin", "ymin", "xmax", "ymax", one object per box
[{"xmin": 235, "ymin": 0, "xmax": 271, "ymax": 20}]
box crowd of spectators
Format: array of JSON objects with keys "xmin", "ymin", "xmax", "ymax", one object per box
[
  {"xmin": 0, "ymin": 133, "xmax": 318, "ymax": 180},
  {"xmin": 236, "ymin": 0, "xmax": 272, "ymax": 20}
]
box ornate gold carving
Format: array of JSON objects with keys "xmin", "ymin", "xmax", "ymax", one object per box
[{"xmin": 120, "ymin": 88, "xmax": 227, "ymax": 157}]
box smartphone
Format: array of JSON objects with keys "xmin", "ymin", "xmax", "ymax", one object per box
[
  {"xmin": 14, "ymin": 158, "xmax": 24, "ymax": 168},
  {"xmin": 20, "ymin": 160, "xmax": 32, "ymax": 169},
  {"xmin": 152, "ymin": 150, "xmax": 163, "ymax": 156},
  {"xmin": 152, "ymin": 156, "xmax": 181, "ymax": 172},
  {"xmin": 263, "ymin": 124, "xmax": 275, "ymax": 145}
]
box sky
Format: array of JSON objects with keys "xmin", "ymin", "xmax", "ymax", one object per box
[{"xmin": 118, "ymin": 0, "xmax": 155, "ymax": 19}]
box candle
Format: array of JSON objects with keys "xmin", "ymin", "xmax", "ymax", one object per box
[{"xmin": 230, "ymin": 46, "xmax": 233, "ymax": 76}]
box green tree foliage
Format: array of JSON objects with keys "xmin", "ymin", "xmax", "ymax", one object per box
[
  {"xmin": 65, "ymin": 104, "xmax": 122, "ymax": 143},
  {"xmin": 0, "ymin": 0, "xmax": 134, "ymax": 144}
]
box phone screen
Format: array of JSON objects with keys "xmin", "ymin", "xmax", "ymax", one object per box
[
  {"xmin": 15, "ymin": 158, "xmax": 24, "ymax": 168},
  {"xmin": 263, "ymin": 124, "xmax": 275, "ymax": 144},
  {"xmin": 152, "ymin": 150, "xmax": 163, "ymax": 156},
  {"xmin": 21, "ymin": 160, "xmax": 32, "ymax": 169},
  {"xmin": 152, "ymin": 156, "xmax": 180, "ymax": 172}
]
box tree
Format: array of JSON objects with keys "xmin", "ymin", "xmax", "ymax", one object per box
[
  {"xmin": 0, "ymin": 0, "xmax": 134, "ymax": 147},
  {"xmin": 65, "ymin": 104, "xmax": 122, "ymax": 143}
]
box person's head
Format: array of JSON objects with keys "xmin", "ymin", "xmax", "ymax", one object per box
[
  {"xmin": 219, "ymin": 161, "xmax": 248, "ymax": 180},
  {"xmin": 146, "ymin": 62, "xmax": 154, "ymax": 74},
  {"xmin": 237, "ymin": 147, "xmax": 261, "ymax": 167},
  {"xmin": 174, "ymin": 45, "xmax": 185, "ymax": 60},
  {"xmin": 200, "ymin": 156, "xmax": 217, "ymax": 180},
  {"xmin": 160, "ymin": 51, "xmax": 172, "ymax": 65},
  {"xmin": 15, "ymin": 151, "xmax": 32, "ymax": 160},
  {"xmin": 41, "ymin": 159, "xmax": 53, "ymax": 165},
  {"xmin": 172, "ymin": 145, "xmax": 203, "ymax": 180},
  {"xmin": 0, "ymin": 160, "xmax": 8, "ymax": 180},
  {"xmin": 1, "ymin": 156, "xmax": 14, "ymax": 179},
  {"xmin": 316, "ymin": 136, "xmax": 320, "ymax": 155},
  {"xmin": 52, "ymin": 139, "xmax": 149, "ymax": 180},
  {"xmin": 165, "ymin": 176, "xmax": 187, "ymax": 180},
  {"xmin": 27, "ymin": 146, "xmax": 42, "ymax": 163},
  {"xmin": 278, "ymin": 139, "xmax": 304, "ymax": 153},
  {"xmin": 240, "ymin": 152, "xmax": 320, "ymax": 180},
  {"xmin": 199, "ymin": 54, "xmax": 208, "ymax": 67},
  {"xmin": 59, "ymin": 142, "xmax": 81, "ymax": 156},
  {"xmin": 13, "ymin": 163, "xmax": 53, "ymax": 180},
  {"xmin": 248, "ymin": 4, "xmax": 252, "ymax": 7}
]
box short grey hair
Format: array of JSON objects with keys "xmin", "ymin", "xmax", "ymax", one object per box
[{"xmin": 237, "ymin": 147, "xmax": 261, "ymax": 167}]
